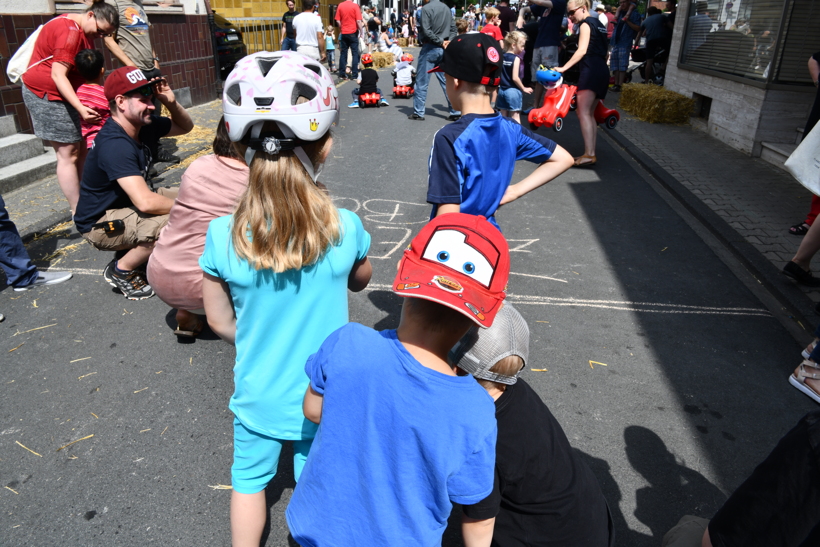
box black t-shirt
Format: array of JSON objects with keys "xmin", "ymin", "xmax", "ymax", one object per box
[
  {"xmin": 497, "ymin": 5, "xmax": 517, "ymax": 37},
  {"xmin": 358, "ymin": 68, "xmax": 379, "ymax": 94},
  {"xmin": 367, "ymin": 17, "xmax": 380, "ymax": 32},
  {"xmin": 462, "ymin": 379, "xmax": 612, "ymax": 547},
  {"xmin": 582, "ymin": 16, "xmax": 608, "ymax": 60},
  {"xmin": 74, "ymin": 115, "xmax": 172, "ymax": 233},
  {"xmin": 283, "ymin": 10, "xmax": 297, "ymax": 39}
]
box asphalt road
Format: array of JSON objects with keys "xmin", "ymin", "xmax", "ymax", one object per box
[{"xmin": 1, "ymin": 69, "xmax": 816, "ymax": 546}]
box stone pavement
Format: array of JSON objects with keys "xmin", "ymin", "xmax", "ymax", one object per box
[{"xmin": 602, "ymin": 93, "xmax": 819, "ymax": 329}]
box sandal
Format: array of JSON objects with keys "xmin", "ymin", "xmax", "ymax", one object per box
[
  {"xmin": 789, "ymin": 359, "xmax": 820, "ymax": 404},
  {"xmin": 789, "ymin": 222, "xmax": 811, "ymax": 236},
  {"xmin": 573, "ymin": 154, "xmax": 597, "ymax": 167},
  {"xmin": 782, "ymin": 261, "xmax": 820, "ymax": 287},
  {"xmin": 803, "ymin": 338, "xmax": 819, "ymax": 360}
]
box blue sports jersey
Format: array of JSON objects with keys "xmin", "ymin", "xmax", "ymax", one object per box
[{"xmin": 426, "ymin": 113, "xmax": 556, "ymax": 229}]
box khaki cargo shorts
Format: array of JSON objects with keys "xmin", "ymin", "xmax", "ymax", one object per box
[{"xmin": 82, "ymin": 188, "xmax": 178, "ymax": 251}]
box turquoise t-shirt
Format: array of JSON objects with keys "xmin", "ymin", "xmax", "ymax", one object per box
[{"xmin": 199, "ymin": 209, "xmax": 371, "ymax": 439}]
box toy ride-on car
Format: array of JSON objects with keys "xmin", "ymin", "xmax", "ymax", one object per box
[
  {"xmin": 593, "ymin": 100, "xmax": 620, "ymax": 129},
  {"xmin": 527, "ymin": 68, "xmax": 577, "ymax": 132},
  {"xmin": 358, "ymin": 92, "xmax": 383, "ymax": 108},
  {"xmin": 392, "ymin": 84, "xmax": 414, "ymax": 98}
]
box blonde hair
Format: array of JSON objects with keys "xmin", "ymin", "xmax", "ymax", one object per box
[
  {"xmin": 484, "ymin": 7, "xmax": 500, "ymax": 20},
  {"xmin": 325, "ymin": 25, "xmax": 334, "ymax": 34},
  {"xmin": 231, "ymin": 122, "xmax": 340, "ymax": 272},
  {"xmin": 456, "ymin": 19, "xmax": 469, "ymax": 34},
  {"xmin": 503, "ymin": 30, "xmax": 526, "ymax": 52},
  {"xmin": 475, "ymin": 354, "xmax": 524, "ymax": 391},
  {"xmin": 568, "ymin": 0, "xmax": 590, "ymax": 10}
]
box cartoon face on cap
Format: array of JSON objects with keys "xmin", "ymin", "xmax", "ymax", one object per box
[{"xmin": 420, "ymin": 227, "xmax": 500, "ymax": 290}]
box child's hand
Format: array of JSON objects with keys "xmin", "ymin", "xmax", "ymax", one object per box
[
  {"xmin": 523, "ymin": 86, "xmax": 533, "ymax": 94},
  {"xmin": 78, "ymin": 104, "xmax": 101, "ymax": 123}
]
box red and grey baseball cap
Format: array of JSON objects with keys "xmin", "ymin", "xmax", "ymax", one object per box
[
  {"xmin": 429, "ymin": 33, "xmax": 502, "ymax": 86},
  {"xmin": 392, "ymin": 213, "xmax": 510, "ymax": 328},
  {"xmin": 104, "ymin": 67, "xmax": 152, "ymax": 101}
]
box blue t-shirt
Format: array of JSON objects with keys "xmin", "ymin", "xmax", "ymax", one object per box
[
  {"xmin": 532, "ymin": 0, "xmax": 567, "ymax": 48},
  {"xmin": 199, "ymin": 209, "xmax": 371, "ymax": 439},
  {"xmin": 286, "ymin": 324, "xmax": 497, "ymax": 546},
  {"xmin": 426, "ymin": 113, "xmax": 557, "ymax": 229}
]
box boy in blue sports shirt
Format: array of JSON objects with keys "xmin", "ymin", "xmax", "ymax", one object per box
[
  {"xmin": 287, "ymin": 213, "xmax": 511, "ymax": 547},
  {"xmin": 426, "ymin": 33, "xmax": 574, "ymax": 231}
]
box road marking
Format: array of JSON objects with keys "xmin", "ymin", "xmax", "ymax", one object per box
[
  {"xmin": 370, "ymin": 226, "xmax": 413, "ymax": 260},
  {"xmin": 360, "ymin": 283, "xmax": 771, "ymax": 318},
  {"xmin": 509, "ymin": 271, "xmax": 567, "ymax": 283},
  {"xmin": 507, "ymin": 239, "xmax": 540, "ymax": 253}
]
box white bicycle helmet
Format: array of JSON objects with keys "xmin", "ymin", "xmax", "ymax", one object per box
[{"xmin": 223, "ymin": 51, "xmax": 339, "ymax": 178}]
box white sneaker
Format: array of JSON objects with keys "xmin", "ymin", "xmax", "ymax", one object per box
[{"xmin": 13, "ymin": 270, "xmax": 73, "ymax": 291}]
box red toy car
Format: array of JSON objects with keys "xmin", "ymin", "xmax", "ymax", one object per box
[
  {"xmin": 358, "ymin": 92, "xmax": 382, "ymax": 108},
  {"xmin": 592, "ymin": 100, "xmax": 620, "ymax": 129},
  {"xmin": 392, "ymin": 84, "xmax": 414, "ymax": 98},
  {"xmin": 527, "ymin": 83, "xmax": 577, "ymax": 132}
]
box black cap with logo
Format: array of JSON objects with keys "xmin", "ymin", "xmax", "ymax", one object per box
[{"xmin": 429, "ymin": 33, "xmax": 503, "ymax": 86}]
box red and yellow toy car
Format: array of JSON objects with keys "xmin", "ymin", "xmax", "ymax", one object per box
[
  {"xmin": 358, "ymin": 92, "xmax": 383, "ymax": 108},
  {"xmin": 392, "ymin": 84, "xmax": 414, "ymax": 98}
]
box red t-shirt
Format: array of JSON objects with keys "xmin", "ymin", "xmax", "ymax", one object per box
[
  {"xmin": 22, "ymin": 15, "xmax": 91, "ymax": 101},
  {"xmin": 335, "ymin": 0, "xmax": 362, "ymax": 35},
  {"xmin": 77, "ymin": 83, "xmax": 110, "ymax": 148},
  {"xmin": 481, "ymin": 23, "xmax": 503, "ymax": 42}
]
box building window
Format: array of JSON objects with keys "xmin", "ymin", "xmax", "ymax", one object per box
[{"xmin": 679, "ymin": 0, "xmax": 820, "ymax": 85}]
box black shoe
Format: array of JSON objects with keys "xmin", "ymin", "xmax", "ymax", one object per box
[
  {"xmin": 783, "ymin": 261, "xmax": 820, "ymax": 287},
  {"xmin": 156, "ymin": 150, "xmax": 180, "ymax": 163},
  {"xmin": 408, "ymin": 113, "xmax": 425, "ymax": 120},
  {"xmin": 110, "ymin": 267, "xmax": 155, "ymax": 300},
  {"xmin": 103, "ymin": 259, "xmax": 117, "ymax": 287},
  {"xmin": 610, "ymin": 85, "xmax": 622, "ymax": 92},
  {"xmin": 447, "ymin": 114, "xmax": 461, "ymax": 121}
]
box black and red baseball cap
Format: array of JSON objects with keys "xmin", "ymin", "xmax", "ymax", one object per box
[
  {"xmin": 429, "ymin": 33, "xmax": 502, "ymax": 86},
  {"xmin": 393, "ymin": 213, "xmax": 510, "ymax": 328},
  {"xmin": 104, "ymin": 67, "xmax": 152, "ymax": 101}
]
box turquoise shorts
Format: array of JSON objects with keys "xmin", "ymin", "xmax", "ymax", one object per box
[{"xmin": 231, "ymin": 417, "xmax": 313, "ymax": 494}]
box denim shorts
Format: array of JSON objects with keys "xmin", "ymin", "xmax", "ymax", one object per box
[
  {"xmin": 496, "ymin": 87, "xmax": 523, "ymax": 112},
  {"xmin": 231, "ymin": 417, "xmax": 313, "ymax": 494},
  {"xmin": 610, "ymin": 45, "xmax": 630, "ymax": 71}
]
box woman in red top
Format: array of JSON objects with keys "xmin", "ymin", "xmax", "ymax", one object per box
[{"xmin": 21, "ymin": 0, "xmax": 118, "ymax": 213}]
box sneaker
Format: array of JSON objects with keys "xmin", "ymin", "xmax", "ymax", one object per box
[
  {"xmin": 110, "ymin": 268, "xmax": 155, "ymax": 300},
  {"xmin": 447, "ymin": 114, "xmax": 461, "ymax": 121},
  {"xmin": 610, "ymin": 85, "xmax": 622, "ymax": 92},
  {"xmin": 13, "ymin": 270, "xmax": 73, "ymax": 291},
  {"xmin": 0, "ymin": 313, "xmax": 5, "ymax": 322},
  {"xmin": 156, "ymin": 150, "xmax": 180, "ymax": 163},
  {"xmin": 102, "ymin": 259, "xmax": 117, "ymax": 287},
  {"xmin": 380, "ymin": 98, "xmax": 389, "ymax": 106},
  {"xmin": 348, "ymin": 101, "xmax": 360, "ymax": 108},
  {"xmin": 408, "ymin": 113, "xmax": 424, "ymax": 120}
]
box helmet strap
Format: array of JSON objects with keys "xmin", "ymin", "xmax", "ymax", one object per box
[{"xmin": 244, "ymin": 122, "xmax": 319, "ymax": 184}]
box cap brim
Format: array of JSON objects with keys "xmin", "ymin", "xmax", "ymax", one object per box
[{"xmin": 392, "ymin": 252, "xmax": 504, "ymax": 328}]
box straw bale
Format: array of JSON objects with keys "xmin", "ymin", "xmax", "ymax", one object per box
[
  {"xmin": 619, "ymin": 83, "xmax": 695, "ymax": 124},
  {"xmin": 398, "ymin": 38, "xmax": 408, "ymax": 47},
  {"xmin": 371, "ymin": 52, "xmax": 395, "ymax": 68}
]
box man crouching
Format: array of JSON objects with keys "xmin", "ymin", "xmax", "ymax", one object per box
[{"xmin": 73, "ymin": 67, "xmax": 193, "ymax": 300}]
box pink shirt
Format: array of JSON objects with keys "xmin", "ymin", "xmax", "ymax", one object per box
[
  {"xmin": 147, "ymin": 154, "xmax": 249, "ymax": 311},
  {"xmin": 77, "ymin": 83, "xmax": 110, "ymax": 148}
]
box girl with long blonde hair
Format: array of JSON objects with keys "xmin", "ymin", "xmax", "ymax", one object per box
[{"xmin": 200, "ymin": 51, "xmax": 372, "ymax": 547}]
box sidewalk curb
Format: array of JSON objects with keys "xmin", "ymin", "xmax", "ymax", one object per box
[{"xmin": 605, "ymin": 127, "xmax": 817, "ymax": 332}]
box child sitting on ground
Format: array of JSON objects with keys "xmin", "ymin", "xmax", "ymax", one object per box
[
  {"xmin": 497, "ymin": 31, "xmax": 532, "ymax": 123},
  {"xmin": 426, "ymin": 33, "xmax": 573, "ymax": 230},
  {"xmin": 391, "ymin": 53, "xmax": 416, "ymax": 89},
  {"xmin": 348, "ymin": 53, "xmax": 389, "ymax": 107},
  {"xmin": 287, "ymin": 213, "xmax": 511, "ymax": 547},
  {"xmin": 451, "ymin": 303, "xmax": 615, "ymax": 547},
  {"xmin": 74, "ymin": 49, "xmax": 109, "ymax": 149}
]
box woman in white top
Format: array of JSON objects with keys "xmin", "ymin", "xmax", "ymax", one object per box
[{"xmin": 377, "ymin": 25, "xmax": 403, "ymax": 61}]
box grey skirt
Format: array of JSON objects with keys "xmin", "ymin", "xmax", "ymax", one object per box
[{"xmin": 22, "ymin": 84, "xmax": 82, "ymax": 144}]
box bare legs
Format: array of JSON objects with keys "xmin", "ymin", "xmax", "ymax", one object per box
[
  {"xmin": 231, "ymin": 490, "xmax": 266, "ymax": 547},
  {"xmin": 117, "ymin": 242, "xmax": 155, "ymax": 271},
  {"xmin": 576, "ymin": 89, "xmax": 599, "ymax": 158},
  {"xmin": 501, "ymin": 109, "xmax": 521, "ymax": 123},
  {"xmin": 790, "ymin": 218, "xmax": 820, "ymax": 272},
  {"xmin": 51, "ymin": 140, "xmax": 86, "ymax": 214}
]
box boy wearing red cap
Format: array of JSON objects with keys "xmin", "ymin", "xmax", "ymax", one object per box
[
  {"xmin": 426, "ymin": 33, "xmax": 574, "ymax": 231},
  {"xmin": 287, "ymin": 213, "xmax": 510, "ymax": 547}
]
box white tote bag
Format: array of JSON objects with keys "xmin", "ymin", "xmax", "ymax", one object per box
[
  {"xmin": 5, "ymin": 18, "xmax": 65, "ymax": 84},
  {"xmin": 785, "ymin": 122, "xmax": 820, "ymax": 196}
]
